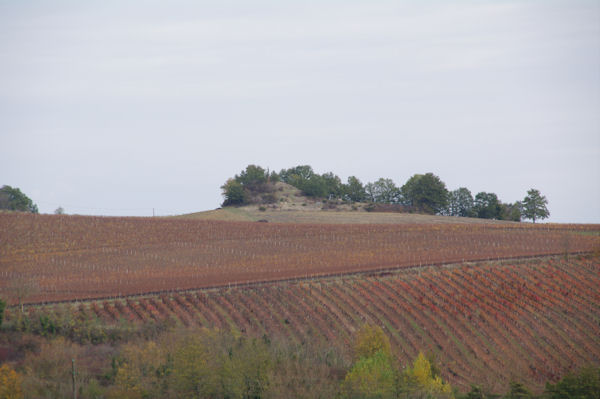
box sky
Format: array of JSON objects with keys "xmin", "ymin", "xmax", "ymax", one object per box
[{"xmin": 1, "ymin": 0, "xmax": 599, "ymax": 222}]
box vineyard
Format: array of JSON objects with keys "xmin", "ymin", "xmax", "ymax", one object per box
[
  {"xmin": 1, "ymin": 213, "xmax": 599, "ymax": 304},
  {"xmin": 5, "ymin": 255, "xmax": 599, "ymax": 392}
]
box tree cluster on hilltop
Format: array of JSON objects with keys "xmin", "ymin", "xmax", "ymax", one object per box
[
  {"xmin": 0, "ymin": 185, "xmax": 38, "ymax": 213},
  {"xmin": 220, "ymin": 165, "xmax": 550, "ymax": 222}
]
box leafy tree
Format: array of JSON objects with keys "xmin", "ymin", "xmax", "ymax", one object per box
[
  {"xmin": 503, "ymin": 381, "xmax": 532, "ymax": 399},
  {"xmin": 473, "ymin": 192, "xmax": 502, "ymax": 219},
  {"xmin": 401, "ymin": 352, "xmax": 454, "ymax": 398},
  {"xmin": 221, "ymin": 179, "xmax": 247, "ymax": 206},
  {"xmin": 448, "ymin": 187, "xmax": 475, "ymax": 217},
  {"xmin": 0, "ymin": 364, "xmax": 23, "ymax": 399},
  {"xmin": 401, "ymin": 173, "xmax": 449, "ymax": 214},
  {"xmin": 172, "ymin": 335, "xmax": 215, "ymax": 398},
  {"xmin": 343, "ymin": 324, "xmax": 396, "ymax": 399},
  {"xmin": 544, "ymin": 366, "xmax": 600, "ymax": 399},
  {"xmin": 353, "ymin": 324, "xmax": 392, "ymax": 360},
  {"xmin": 279, "ymin": 165, "xmax": 315, "ymax": 183},
  {"xmin": 342, "ymin": 350, "xmax": 397, "ymax": 399},
  {"xmin": 299, "ymin": 174, "xmax": 328, "ymax": 198},
  {"xmin": 54, "ymin": 206, "xmax": 65, "ymax": 215},
  {"xmin": 344, "ymin": 176, "xmax": 366, "ymax": 202},
  {"xmin": 499, "ymin": 202, "xmax": 522, "ymax": 222},
  {"xmin": 321, "ymin": 172, "xmax": 344, "ymax": 199},
  {"xmin": 521, "ymin": 189, "xmax": 549, "ymax": 223},
  {"xmin": 0, "ymin": 185, "xmax": 38, "ymax": 213},
  {"xmin": 365, "ymin": 178, "xmax": 401, "ymax": 204},
  {"xmin": 236, "ymin": 165, "xmax": 269, "ymax": 191}
]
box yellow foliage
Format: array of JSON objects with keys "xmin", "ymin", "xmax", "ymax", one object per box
[
  {"xmin": 0, "ymin": 364, "xmax": 23, "ymax": 399},
  {"xmin": 111, "ymin": 340, "xmax": 167, "ymax": 399},
  {"xmin": 353, "ymin": 324, "xmax": 392, "ymax": 360},
  {"xmin": 405, "ymin": 352, "xmax": 453, "ymax": 398}
]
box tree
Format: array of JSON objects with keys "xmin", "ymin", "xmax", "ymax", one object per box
[
  {"xmin": 353, "ymin": 324, "xmax": 392, "ymax": 360},
  {"xmin": 473, "ymin": 192, "xmax": 502, "ymax": 219},
  {"xmin": 401, "ymin": 173, "xmax": 449, "ymax": 214},
  {"xmin": 365, "ymin": 178, "xmax": 401, "ymax": 204},
  {"xmin": 342, "ymin": 351, "xmax": 397, "ymax": 399},
  {"xmin": 54, "ymin": 206, "xmax": 65, "ymax": 215},
  {"xmin": 521, "ymin": 189, "xmax": 549, "ymax": 223},
  {"xmin": 499, "ymin": 202, "xmax": 522, "ymax": 222},
  {"xmin": 544, "ymin": 366, "xmax": 600, "ymax": 399},
  {"xmin": 279, "ymin": 165, "xmax": 315, "ymax": 183},
  {"xmin": 344, "ymin": 176, "xmax": 366, "ymax": 202},
  {"xmin": 299, "ymin": 174, "xmax": 328, "ymax": 198},
  {"xmin": 504, "ymin": 381, "xmax": 532, "ymax": 399},
  {"xmin": 0, "ymin": 185, "xmax": 38, "ymax": 213},
  {"xmin": 235, "ymin": 165, "xmax": 269, "ymax": 191},
  {"xmin": 321, "ymin": 172, "xmax": 344, "ymax": 199},
  {"xmin": 221, "ymin": 179, "xmax": 247, "ymax": 206},
  {"xmin": 0, "ymin": 364, "xmax": 23, "ymax": 399},
  {"xmin": 401, "ymin": 352, "xmax": 453, "ymax": 398},
  {"xmin": 342, "ymin": 325, "xmax": 397, "ymax": 399},
  {"xmin": 448, "ymin": 187, "xmax": 474, "ymax": 217}
]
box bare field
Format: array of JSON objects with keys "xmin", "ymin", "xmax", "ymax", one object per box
[{"xmin": 1, "ymin": 212, "xmax": 598, "ymax": 304}]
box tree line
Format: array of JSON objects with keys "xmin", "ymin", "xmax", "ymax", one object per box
[
  {"xmin": 0, "ymin": 319, "xmax": 597, "ymax": 399},
  {"xmin": 221, "ymin": 165, "xmax": 550, "ymax": 222}
]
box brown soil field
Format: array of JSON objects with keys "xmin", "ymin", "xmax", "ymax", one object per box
[{"xmin": 1, "ymin": 213, "xmax": 598, "ymax": 304}]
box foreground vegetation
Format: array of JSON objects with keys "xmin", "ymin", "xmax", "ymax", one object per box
[{"xmin": 1, "ymin": 321, "xmax": 598, "ymax": 399}]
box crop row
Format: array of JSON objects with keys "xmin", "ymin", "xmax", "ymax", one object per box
[
  {"xmin": 1, "ymin": 214, "xmax": 598, "ymax": 303},
  {"xmin": 9, "ymin": 255, "xmax": 599, "ymax": 392}
]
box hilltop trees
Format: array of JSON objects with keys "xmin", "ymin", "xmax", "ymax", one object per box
[
  {"xmin": 0, "ymin": 185, "xmax": 38, "ymax": 213},
  {"xmin": 448, "ymin": 187, "xmax": 475, "ymax": 217},
  {"xmin": 473, "ymin": 192, "xmax": 502, "ymax": 220},
  {"xmin": 344, "ymin": 176, "xmax": 366, "ymax": 202},
  {"xmin": 221, "ymin": 165, "xmax": 277, "ymax": 206},
  {"xmin": 401, "ymin": 173, "xmax": 449, "ymax": 214},
  {"xmin": 365, "ymin": 178, "xmax": 401, "ymax": 204},
  {"xmin": 221, "ymin": 179, "xmax": 247, "ymax": 206},
  {"xmin": 221, "ymin": 165, "xmax": 549, "ymax": 221},
  {"xmin": 521, "ymin": 189, "xmax": 549, "ymax": 223}
]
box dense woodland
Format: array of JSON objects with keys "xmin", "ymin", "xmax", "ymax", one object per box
[{"xmin": 220, "ymin": 165, "xmax": 549, "ymax": 222}]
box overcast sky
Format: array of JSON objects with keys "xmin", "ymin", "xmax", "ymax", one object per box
[{"xmin": 1, "ymin": 0, "xmax": 599, "ymax": 222}]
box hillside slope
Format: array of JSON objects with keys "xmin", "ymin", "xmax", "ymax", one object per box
[
  {"xmin": 2, "ymin": 213, "xmax": 598, "ymax": 304},
  {"xmin": 180, "ymin": 182, "xmax": 526, "ymax": 224},
  {"xmin": 9, "ymin": 255, "xmax": 599, "ymax": 393}
]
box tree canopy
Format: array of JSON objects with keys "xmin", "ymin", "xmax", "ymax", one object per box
[
  {"xmin": 448, "ymin": 187, "xmax": 475, "ymax": 217},
  {"xmin": 0, "ymin": 185, "xmax": 38, "ymax": 213},
  {"xmin": 220, "ymin": 165, "xmax": 549, "ymax": 222},
  {"xmin": 521, "ymin": 189, "xmax": 549, "ymax": 223},
  {"xmin": 401, "ymin": 173, "xmax": 449, "ymax": 215}
]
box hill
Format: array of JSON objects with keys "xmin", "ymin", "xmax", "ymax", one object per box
[
  {"xmin": 1, "ymin": 212, "xmax": 599, "ymax": 396},
  {"xmin": 1, "ymin": 212, "xmax": 598, "ymax": 304},
  {"xmin": 179, "ymin": 181, "xmax": 520, "ymax": 224},
  {"xmin": 4, "ymin": 255, "xmax": 599, "ymax": 393}
]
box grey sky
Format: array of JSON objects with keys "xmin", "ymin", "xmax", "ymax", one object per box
[{"xmin": 1, "ymin": 0, "xmax": 599, "ymax": 222}]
